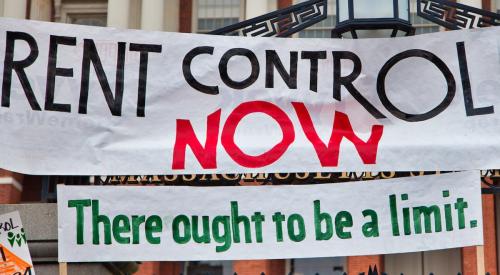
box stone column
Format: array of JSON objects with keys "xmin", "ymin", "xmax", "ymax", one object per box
[
  {"xmin": 245, "ymin": 0, "xmax": 268, "ymax": 19},
  {"xmin": 141, "ymin": 0, "xmax": 165, "ymax": 31},
  {"xmin": 165, "ymin": 0, "xmax": 180, "ymax": 32},
  {"xmin": 3, "ymin": 0, "xmax": 27, "ymax": 19},
  {"xmin": 29, "ymin": 0, "xmax": 52, "ymax": 21},
  {"xmin": 107, "ymin": 0, "xmax": 131, "ymax": 28}
]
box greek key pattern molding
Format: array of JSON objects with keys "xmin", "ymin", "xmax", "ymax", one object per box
[
  {"xmin": 210, "ymin": 0, "xmax": 327, "ymax": 37},
  {"xmin": 418, "ymin": 0, "xmax": 500, "ymax": 30}
]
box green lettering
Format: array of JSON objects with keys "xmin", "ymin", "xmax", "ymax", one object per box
[
  {"xmin": 68, "ymin": 199, "xmax": 91, "ymax": 245},
  {"xmin": 403, "ymin": 207, "xmax": 411, "ymax": 235},
  {"xmin": 251, "ymin": 212, "xmax": 265, "ymax": 243},
  {"xmin": 444, "ymin": 204, "xmax": 453, "ymax": 231},
  {"xmin": 413, "ymin": 205, "xmax": 442, "ymax": 234},
  {"xmin": 389, "ymin": 195, "xmax": 400, "ymax": 236},
  {"xmin": 455, "ymin": 198, "xmax": 468, "ymax": 229},
  {"xmin": 145, "ymin": 215, "xmax": 162, "ymax": 244},
  {"xmin": 172, "ymin": 215, "xmax": 191, "ymax": 244},
  {"xmin": 272, "ymin": 212, "xmax": 286, "ymax": 242},
  {"xmin": 192, "ymin": 216, "xmax": 211, "ymax": 243},
  {"xmin": 335, "ymin": 211, "xmax": 353, "ymax": 239},
  {"xmin": 92, "ymin": 200, "xmax": 112, "ymax": 245},
  {"xmin": 112, "ymin": 215, "xmax": 131, "ymax": 244},
  {"xmin": 361, "ymin": 209, "xmax": 379, "ymax": 237},
  {"xmin": 287, "ymin": 214, "xmax": 306, "ymax": 242},
  {"xmin": 212, "ymin": 216, "xmax": 231, "ymax": 252},
  {"xmin": 131, "ymin": 215, "xmax": 146, "ymax": 244},
  {"xmin": 314, "ymin": 200, "xmax": 333, "ymax": 241},
  {"xmin": 231, "ymin": 201, "xmax": 251, "ymax": 243}
]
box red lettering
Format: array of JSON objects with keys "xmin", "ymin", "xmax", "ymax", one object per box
[
  {"xmin": 292, "ymin": 102, "xmax": 384, "ymax": 166},
  {"xmin": 172, "ymin": 109, "xmax": 221, "ymax": 169},
  {"xmin": 221, "ymin": 101, "xmax": 295, "ymax": 168}
]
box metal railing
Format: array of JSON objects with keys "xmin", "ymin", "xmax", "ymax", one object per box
[
  {"xmin": 174, "ymin": 265, "xmax": 493, "ymax": 275},
  {"xmin": 175, "ymin": 273, "xmax": 493, "ymax": 275}
]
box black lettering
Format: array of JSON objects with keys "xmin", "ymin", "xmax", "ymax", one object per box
[
  {"xmin": 266, "ymin": 50, "xmax": 298, "ymax": 89},
  {"xmin": 301, "ymin": 51, "xmax": 326, "ymax": 92},
  {"xmin": 45, "ymin": 35, "xmax": 76, "ymax": 113},
  {"xmin": 2, "ymin": 31, "xmax": 41, "ymax": 110},
  {"xmin": 129, "ymin": 43, "xmax": 162, "ymax": 117},
  {"xmin": 332, "ymin": 51, "xmax": 385, "ymax": 119},
  {"xmin": 183, "ymin": 46, "xmax": 219, "ymax": 95},
  {"xmin": 219, "ymin": 48, "xmax": 259, "ymax": 90},
  {"xmin": 456, "ymin": 41, "xmax": 494, "ymax": 116},
  {"xmin": 79, "ymin": 39, "xmax": 126, "ymax": 116},
  {"xmin": 377, "ymin": 49, "xmax": 456, "ymax": 122}
]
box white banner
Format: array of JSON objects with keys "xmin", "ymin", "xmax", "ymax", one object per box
[
  {"xmin": 58, "ymin": 171, "xmax": 483, "ymax": 262},
  {"xmin": 0, "ymin": 18, "xmax": 499, "ymax": 175},
  {"xmin": 0, "ymin": 211, "xmax": 35, "ymax": 274}
]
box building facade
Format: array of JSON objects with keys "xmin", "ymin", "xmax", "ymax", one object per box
[{"xmin": 0, "ymin": 0, "xmax": 498, "ymax": 274}]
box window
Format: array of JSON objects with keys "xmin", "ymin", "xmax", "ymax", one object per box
[
  {"xmin": 67, "ymin": 13, "xmax": 107, "ymax": 26},
  {"xmin": 297, "ymin": 0, "xmax": 336, "ymax": 38},
  {"xmin": 56, "ymin": 2, "xmax": 108, "ymax": 27},
  {"xmin": 196, "ymin": 0, "xmax": 242, "ymax": 33},
  {"xmin": 411, "ymin": 13, "xmax": 440, "ymax": 34},
  {"xmin": 410, "ymin": 0, "xmax": 440, "ymax": 34}
]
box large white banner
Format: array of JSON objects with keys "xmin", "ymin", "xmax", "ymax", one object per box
[
  {"xmin": 58, "ymin": 171, "xmax": 483, "ymax": 262},
  {"xmin": 0, "ymin": 18, "xmax": 499, "ymax": 175}
]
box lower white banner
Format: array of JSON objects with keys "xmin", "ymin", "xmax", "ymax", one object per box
[{"xmin": 58, "ymin": 171, "xmax": 483, "ymax": 262}]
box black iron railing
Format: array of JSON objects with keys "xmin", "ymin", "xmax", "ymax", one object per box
[
  {"xmin": 175, "ymin": 272, "xmax": 492, "ymax": 275},
  {"xmin": 41, "ymin": 170, "xmax": 500, "ymax": 201}
]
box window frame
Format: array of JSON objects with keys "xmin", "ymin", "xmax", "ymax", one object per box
[
  {"xmin": 57, "ymin": 2, "xmax": 108, "ymax": 26},
  {"xmin": 192, "ymin": 0, "xmax": 245, "ymax": 33},
  {"xmin": 294, "ymin": 0, "xmax": 336, "ymax": 38}
]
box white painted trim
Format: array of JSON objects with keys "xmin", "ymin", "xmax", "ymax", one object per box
[
  {"xmin": 192, "ymin": 0, "xmax": 198, "ymax": 33},
  {"xmin": 107, "ymin": 0, "xmax": 131, "ymax": 28},
  {"xmin": 245, "ymin": 0, "xmax": 268, "ymax": 19},
  {"xmin": 0, "ymin": 177, "xmax": 22, "ymax": 192},
  {"xmin": 164, "ymin": 0, "xmax": 180, "ymax": 32},
  {"xmin": 140, "ymin": 0, "xmax": 165, "ymax": 31}
]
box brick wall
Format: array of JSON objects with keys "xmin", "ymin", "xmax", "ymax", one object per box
[
  {"xmin": 462, "ymin": 193, "xmax": 498, "ymax": 275},
  {"xmin": 462, "ymin": 246, "xmax": 480, "ymax": 274},
  {"xmin": 233, "ymin": 260, "xmax": 286, "ymax": 275},
  {"xmin": 482, "ymin": 194, "xmax": 497, "ymax": 275},
  {"xmin": 135, "ymin": 262, "xmax": 161, "ymax": 275},
  {"xmin": 0, "ymin": 184, "xmax": 21, "ymax": 204},
  {"xmin": 159, "ymin": 262, "xmax": 183, "ymax": 275},
  {"xmin": 0, "ymin": 169, "xmax": 23, "ymax": 204},
  {"xmin": 347, "ymin": 255, "xmax": 384, "ymax": 274}
]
